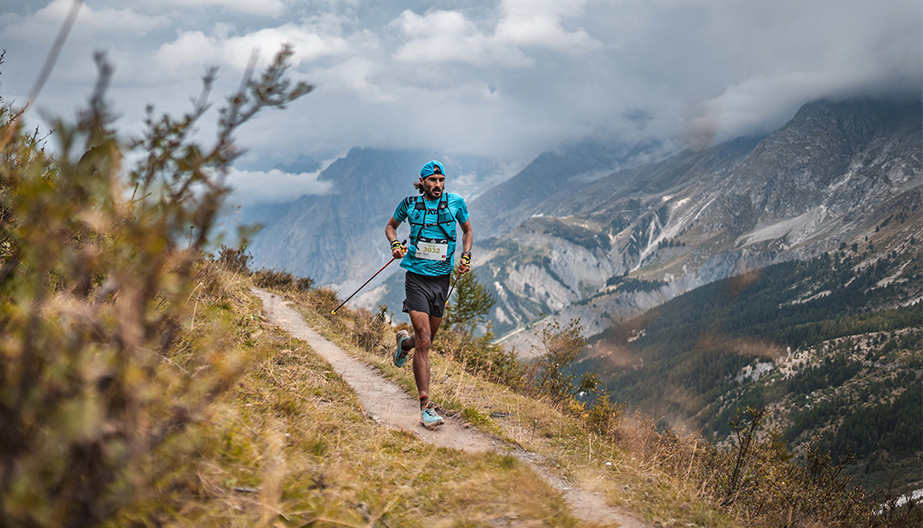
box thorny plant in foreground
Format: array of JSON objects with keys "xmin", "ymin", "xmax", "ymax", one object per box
[{"xmin": 0, "ymin": 47, "xmax": 311, "ymax": 527}]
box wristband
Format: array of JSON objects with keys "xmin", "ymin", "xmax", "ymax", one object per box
[
  {"xmin": 390, "ymin": 239, "xmax": 402, "ymax": 250},
  {"xmin": 460, "ymin": 251, "xmax": 471, "ymax": 266}
]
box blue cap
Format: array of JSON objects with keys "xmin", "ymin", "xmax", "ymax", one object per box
[{"xmin": 420, "ymin": 160, "xmax": 445, "ymax": 178}]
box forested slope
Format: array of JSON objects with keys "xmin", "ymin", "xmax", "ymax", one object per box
[{"xmin": 581, "ymin": 233, "xmax": 922, "ymax": 495}]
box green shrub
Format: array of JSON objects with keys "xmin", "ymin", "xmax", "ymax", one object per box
[
  {"xmin": 253, "ymin": 268, "xmax": 295, "ymax": 290},
  {"xmin": 252, "ymin": 268, "xmax": 314, "ymax": 292},
  {"xmin": 443, "ymin": 269, "xmax": 496, "ymax": 334},
  {"xmin": 307, "ymin": 287, "xmax": 341, "ymax": 318},
  {"xmin": 354, "ymin": 304, "xmax": 389, "ymax": 353},
  {"xmin": 526, "ymin": 318, "xmax": 587, "ymax": 403},
  {"xmin": 296, "ymin": 276, "xmax": 315, "ymax": 291},
  {"xmin": 585, "ymin": 394, "xmax": 625, "ymax": 438},
  {"xmin": 215, "ymin": 244, "xmax": 253, "ymax": 274},
  {"xmin": 439, "ymin": 322, "xmax": 526, "ymax": 389}
]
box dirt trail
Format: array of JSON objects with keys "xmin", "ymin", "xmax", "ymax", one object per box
[{"xmin": 254, "ymin": 289, "xmax": 646, "ymax": 528}]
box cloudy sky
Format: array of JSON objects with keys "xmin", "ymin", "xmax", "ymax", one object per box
[{"xmin": 1, "ymin": 0, "xmax": 920, "ymax": 201}]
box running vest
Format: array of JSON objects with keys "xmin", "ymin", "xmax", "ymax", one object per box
[
  {"xmin": 408, "ymin": 193, "xmax": 456, "ymax": 248},
  {"xmin": 393, "ymin": 192, "xmax": 468, "ymax": 276}
]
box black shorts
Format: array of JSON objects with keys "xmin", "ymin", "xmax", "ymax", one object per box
[{"xmin": 403, "ymin": 271, "xmax": 451, "ymax": 318}]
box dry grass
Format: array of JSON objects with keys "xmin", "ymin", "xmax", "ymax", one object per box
[
  {"xmin": 281, "ymin": 289, "xmax": 738, "ymax": 527},
  {"xmin": 224, "ymin": 285, "xmax": 920, "ymax": 527},
  {"xmin": 114, "ymin": 275, "xmax": 587, "ymax": 527}
]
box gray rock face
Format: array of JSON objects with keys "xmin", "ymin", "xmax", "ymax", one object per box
[
  {"xmin": 470, "ymin": 138, "xmax": 672, "ymax": 238},
  {"xmin": 247, "ymin": 148, "xmax": 424, "ymax": 285},
  {"xmin": 482, "ymin": 99, "xmax": 922, "ymax": 344}
]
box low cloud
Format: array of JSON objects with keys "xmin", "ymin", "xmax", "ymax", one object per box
[
  {"xmin": 2, "ymin": 0, "xmax": 919, "ymax": 172},
  {"xmin": 393, "ymin": 10, "xmax": 530, "ymax": 67},
  {"xmin": 495, "ymin": 0, "xmax": 599, "ymax": 52},
  {"xmin": 308, "ymin": 57, "xmax": 392, "ymax": 102},
  {"xmin": 225, "ymin": 168, "xmax": 334, "ymax": 205},
  {"xmin": 692, "ymin": 0, "xmax": 922, "ymax": 142}
]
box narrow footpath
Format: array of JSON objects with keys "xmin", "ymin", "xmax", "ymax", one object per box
[{"xmin": 254, "ymin": 288, "xmax": 646, "ymax": 528}]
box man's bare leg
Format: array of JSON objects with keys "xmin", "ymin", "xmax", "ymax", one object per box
[{"xmin": 406, "ymin": 310, "xmax": 442, "ymax": 404}]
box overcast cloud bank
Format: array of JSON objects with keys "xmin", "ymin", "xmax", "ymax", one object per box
[{"xmin": 2, "ymin": 0, "xmax": 920, "ymax": 201}]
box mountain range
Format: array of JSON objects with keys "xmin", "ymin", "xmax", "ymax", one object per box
[
  {"xmin": 241, "ymin": 98, "xmax": 920, "ymax": 341},
  {"xmin": 239, "ymin": 97, "xmax": 922, "ymax": 495},
  {"xmin": 475, "ymin": 99, "xmax": 922, "ymax": 341}
]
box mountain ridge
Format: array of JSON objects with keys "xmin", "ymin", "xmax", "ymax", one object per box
[{"xmin": 477, "ymin": 98, "xmax": 922, "ymax": 343}]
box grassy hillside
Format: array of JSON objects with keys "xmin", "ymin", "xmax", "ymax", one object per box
[
  {"xmin": 217, "ymin": 266, "xmax": 916, "ymax": 526},
  {"xmin": 112, "ymin": 273, "xmax": 586, "ymax": 526}
]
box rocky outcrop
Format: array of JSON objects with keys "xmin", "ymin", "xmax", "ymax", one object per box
[{"xmin": 482, "ymin": 99, "xmax": 922, "ymax": 343}]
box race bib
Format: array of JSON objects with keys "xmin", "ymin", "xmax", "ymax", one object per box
[{"xmin": 416, "ymin": 239, "xmax": 449, "ymax": 261}]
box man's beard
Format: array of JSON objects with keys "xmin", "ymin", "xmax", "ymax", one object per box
[{"xmin": 424, "ymin": 188, "xmax": 442, "ymax": 200}]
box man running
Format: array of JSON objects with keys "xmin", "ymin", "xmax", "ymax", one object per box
[{"xmin": 385, "ymin": 160, "xmax": 473, "ymax": 429}]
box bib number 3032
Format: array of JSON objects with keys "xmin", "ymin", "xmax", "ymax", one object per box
[{"xmin": 416, "ymin": 240, "xmax": 449, "ymax": 261}]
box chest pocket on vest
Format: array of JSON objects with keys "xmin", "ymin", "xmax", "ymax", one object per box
[{"xmin": 410, "ymin": 198, "xmax": 456, "ymax": 245}]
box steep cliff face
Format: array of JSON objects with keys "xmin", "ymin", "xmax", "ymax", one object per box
[
  {"xmin": 481, "ymin": 99, "xmax": 922, "ymax": 345},
  {"xmin": 470, "ymin": 138, "xmax": 671, "ymax": 238},
  {"xmin": 731, "ymin": 100, "xmax": 921, "ymax": 219}
]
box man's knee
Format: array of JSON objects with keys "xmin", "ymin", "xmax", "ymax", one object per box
[{"xmin": 415, "ymin": 332, "xmax": 432, "ymax": 351}]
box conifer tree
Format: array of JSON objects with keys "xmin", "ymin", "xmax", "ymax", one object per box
[{"xmin": 444, "ymin": 269, "xmax": 496, "ymax": 334}]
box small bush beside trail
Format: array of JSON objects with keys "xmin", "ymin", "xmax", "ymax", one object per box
[
  {"xmin": 215, "ymin": 244, "xmax": 253, "ymax": 274},
  {"xmin": 252, "ymin": 268, "xmax": 314, "ymax": 292}
]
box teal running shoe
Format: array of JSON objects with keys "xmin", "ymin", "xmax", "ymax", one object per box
[
  {"xmin": 393, "ymin": 330, "xmax": 410, "ymax": 367},
  {"xmin": 421, "ymin": 405, "xmax": 445, "ymax": 429}
]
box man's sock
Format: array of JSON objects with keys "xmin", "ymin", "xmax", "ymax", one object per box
[{"xmin": 419, "ymin": 395, "xmax": 430, "ymax": 409}]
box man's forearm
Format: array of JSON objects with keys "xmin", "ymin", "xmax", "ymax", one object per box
[{"xmin": 463, "ymin": 230, "xmax": 473, "ymax": 253}]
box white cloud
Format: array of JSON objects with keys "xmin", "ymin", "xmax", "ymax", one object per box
[
  {"xmin": 308, "ymin": 57, "xmax": 392, "ymax": 101},
  {"xmin": 155, "ymin": 22, "xmax": 351, "ymax": 73},
  {"xmin": 392, "ymin": 1, "xmax": 599, "ymax": 67},
  {"xmin": 495, "ymin": 0, "xmax": 600, "ymax": 51},
  {"xmin": 392, "ymin": 10, "xmax": 530, "ymax": 67},
  {"xmin": 3, "ymin": 0, "xmax": 919, "ymax": 170},
  {"xmin": 226, "ymin": 168, "xmax": 333, "ymax": 204},
  {"xmin": 692, "ymin": 0, "xmax": 923, "ymax": 142},
  {"xmin": 138, "ymin": 0, "xmax": 288, "ymax": 16},
  {"xmin": 2, "ymin": 0, "xmax": 170, "ymax": 41}
]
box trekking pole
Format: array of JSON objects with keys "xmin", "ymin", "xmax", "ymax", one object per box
[
  {"xmin": 331, "ymin": 239, "xmax": 406, "ymax": 315},
  {"xmin": 444, "ymin": 272, "xmax": 460, "ymax": 309},
  {"xmin": 445, "ymin": 252, "xmax": 470, "ymax": 308}
]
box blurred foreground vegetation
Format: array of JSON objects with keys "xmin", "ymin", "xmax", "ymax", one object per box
[{"xmin": 0, "ymin": 48, "xmax": 310, "ymax": 526}]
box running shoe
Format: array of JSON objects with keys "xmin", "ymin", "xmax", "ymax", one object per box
[
  {"xmin": 393, "ymin": 330, "xmax": 410, "ymax": 367},
  {"xmin": 421, "ymin": 405, "xmax": 445, "ymax": 429}
]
